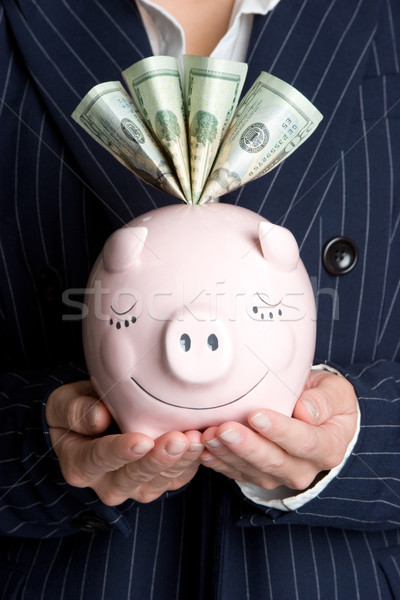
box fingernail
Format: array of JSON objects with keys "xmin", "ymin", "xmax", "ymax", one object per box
[
  {"xmin": 85, "ymin": 406, "xmax": 98, "ymax": 428},
  {"xmin": 159, "ymin": 470, "xmax": 184, "ymax": 479},
  {"xmin": 165, "ymin": 440, "xmax": 187, "ymax": 456},
  {"xmin": 201, "ymin": 453, "xmax": 215, "ymax": 463},
  {"xmin": 130, "ymin": 440, "xmax": 153, "ymax": 456},
  {"xmin": 205, "ymin": 437, "xmax": 221, "ymax": 449},
  {"xmin": 189, "ymin": 442, "xmax": 204, "ymax": 453},
  {"xmin": 302, "ymin": 398, "xmax": 319, "ymax": 420},
  {"xmin": 219, "ymin": 429, "xmax": 242, "ymax": 445},
  {"xmin": 249, "ymin": 412, "xmax": 271, "ymax": 430}
]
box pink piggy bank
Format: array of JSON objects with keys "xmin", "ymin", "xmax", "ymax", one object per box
[{"xmin": 83, "ymin": 202, "xmax": 316, "ymax": 438}]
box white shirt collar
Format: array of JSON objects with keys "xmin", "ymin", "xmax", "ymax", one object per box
[{"xmin": 136, "ymin": 0, "xmax": 282, "ymax": 63}]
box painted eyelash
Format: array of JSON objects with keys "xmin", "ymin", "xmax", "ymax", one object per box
[
  {"xmin": 255, "ymin": 293, "xmax": 282, "ymax": 307},
  {"xmin": 110, "ymin": 302, "xmax": 137, "ymax": 316}
]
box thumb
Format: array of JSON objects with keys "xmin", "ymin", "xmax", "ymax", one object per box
[
  {"xmin": 292, "ymin": 371, "xmax": 357, "ymax": 426},
  {"xmin": 293, "ymin": 388, "xmax": 327, "ymax": 425},
  {"xmin": 46, "ymin": 380, "xmax": 112, "ymax": 435}
]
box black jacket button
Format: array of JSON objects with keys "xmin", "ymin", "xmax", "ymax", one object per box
[{"xmin": 322, "ymin": 236, "xmax": 358, "ymax": 275}]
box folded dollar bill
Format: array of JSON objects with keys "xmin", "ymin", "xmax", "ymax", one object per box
[{"xmin": 72, "ymin": 55, "xmax": 322, "ymax": 204}]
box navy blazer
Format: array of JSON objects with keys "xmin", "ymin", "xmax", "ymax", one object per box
[{"xmin": 1, "ymin": 0, "xmax": 400, "ymax": 598}]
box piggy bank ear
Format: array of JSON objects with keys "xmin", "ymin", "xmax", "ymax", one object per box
[
  {"xmin": 103, "ymin": 226, "xmax": 148, "ymax": 272},
  {"xmin": 258, "ymin": 221, "xmax": 300, "ymax": 271}
]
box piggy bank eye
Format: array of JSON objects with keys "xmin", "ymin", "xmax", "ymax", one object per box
[
  {"xmin": 110, "ymin": 303, "xmax": 138, "ymax": 329},
  {"xmin": 252, "ymin": 293, "xmax": 283, "ymax": 320},
  {"xmin": 207, "ymin": 334, "xmax": 219, "ymax": 351},
  {"xmin": 180, "ymin": 333, "xmax": 191, "ymax": 352}
]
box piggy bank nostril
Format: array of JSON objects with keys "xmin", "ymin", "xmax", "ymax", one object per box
[
  {"xmin": 180, "ymin": 333, "xmax": 191, "ymax": 352},
  {"xmin": 207, "ymin": 334, "xmax": 219, "ymax": 351}
]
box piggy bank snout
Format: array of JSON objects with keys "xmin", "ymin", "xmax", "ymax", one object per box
[{"xmin": 165, "ymin": 313, "xmax": 233, "ymax": 384}]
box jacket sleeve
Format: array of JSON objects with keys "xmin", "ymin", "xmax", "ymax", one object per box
[
  {"xmin": 239, "ymin": 358, "xmax": 400, "ymax": 531},
  {"xmin": 0, "ymin": 363, "xmax": 132, "ymax": 539}
]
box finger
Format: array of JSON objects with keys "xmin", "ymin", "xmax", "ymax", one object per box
[
  {"xmin": 202, "ymin": 421, "xmax": 323, "ymax": 489},
  {"xmin": 145, "ymin": 430, "xmax": 202, "ymax": 483},
  {"xmin": 201, "ymin": 423, "xmax": 292, "ymax": 486},
  {"xmin": 109, "ymin": 432, "xmax": 194, "ymax": 503},
  {"xmin": 293, "ymin": 371, "xmax": 358, "ymax": 425},
  {"xmin": 46, "ymin": 380, "xmax": 112, "ymax": 435},
  {"xmin": 184, "ymin": 429, "xmax": 204, "ymax": 455},
  {"xmin": 157, "ymin": 431, "xmax": 203, "ymax": 478},
  {"xmin": 248, "ymin": 409, "xmax": 348, "ymax": 469},
  {"xmin": 201, "ymin": 426, "xmax": 231, "ymax": 464},
  {"xmin": 202, "ymin": 423, "xmax": 279, "ymax": 475},
  {"xmin": 50, "ymin": 427, "xmax": 154, "ymax": 487},
  {"xmin": 200, "ymin": 451, "xmax": 245, "ymax": 481},
  {"xmin": 115, "ymin": 432, "xmax": 189, "ymax": 488}
]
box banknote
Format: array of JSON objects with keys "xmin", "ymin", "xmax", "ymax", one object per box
[
  {"xmin": 71, "ymin": 81, "xmax": 185, "ymax": 201},
  {"xmin": 199, "ymin": 72, "xmax": 323, "ymax": 203},
  {"xmin": 72, "ymin": 58, "xmax": 323, "ymax": 205},
  {"xmin": 123, "ymin": 56, "xmax": 192, "ymax": 202},
  {"xmin": 183, "ymin": 55, "xmax": 247, "ymax": 203}
]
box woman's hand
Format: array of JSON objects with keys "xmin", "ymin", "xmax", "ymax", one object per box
[
  {"xmin": 200, "ymin": 370, "xmax": 359, "ymax": 492},
  {"xmin": 46, "ymin": 380, "xmax": 203, "ymax": 505}
]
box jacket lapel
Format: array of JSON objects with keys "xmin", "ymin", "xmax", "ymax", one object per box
[{"xmin": 4, "ymin": 0, "xmax": 165, "ymax": 224}]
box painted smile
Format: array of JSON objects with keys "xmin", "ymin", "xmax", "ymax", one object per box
[{"xmin": 130, "ymin": 371, "xmax": 269, "ymax": 410}]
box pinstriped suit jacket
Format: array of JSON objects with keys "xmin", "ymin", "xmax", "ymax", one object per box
[{"xmin": 1, "ymin": 0, "xmax": 400, "ymax": 598}]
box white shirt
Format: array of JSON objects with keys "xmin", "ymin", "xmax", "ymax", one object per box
[{"xmin": 136, "ymin": 0, "xmax": 282, "ymax": 64}]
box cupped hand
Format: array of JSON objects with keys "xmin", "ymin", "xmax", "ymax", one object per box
[
  {"xmin": 46, "ymin": 380, "xmax": 203, "ymax": 505},
  {"xmin": 200, "ymin": 370, "xmax": 359, "ymax": 492}
]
